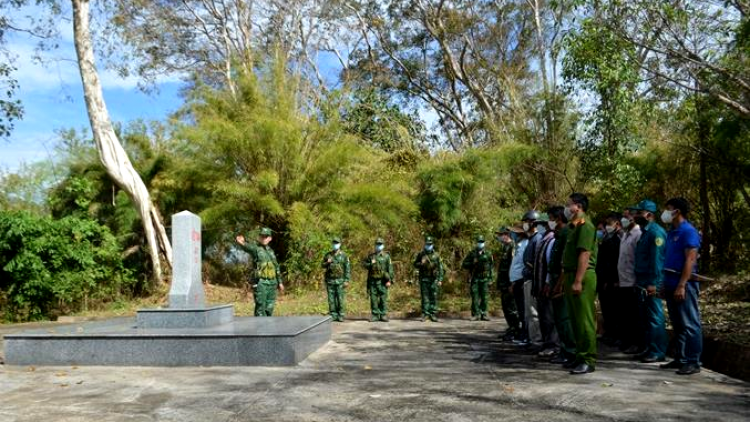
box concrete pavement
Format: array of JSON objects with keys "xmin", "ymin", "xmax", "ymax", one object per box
[{"xmin": 1, "ymin": 318, "xmax": 748, "ymax": 421}]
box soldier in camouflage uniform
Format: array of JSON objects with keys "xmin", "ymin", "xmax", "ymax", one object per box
[
  {"xmin": 462, "ymin": 235, "xmax": 494, "ymax": 321},
  {"xmin": 322, "ymin": 236, "xmax": 351, "ymax": 322},
  {"xmin": 363, "ymin": 238, "xmax": 394, "ymax": 322},
  {"xmin": 236, "ymin": 227, "xmax": 284, "ymax": 317},
  {"xmin": 413, "ymin": 236, "xmax": 444, "ymax": 322}
]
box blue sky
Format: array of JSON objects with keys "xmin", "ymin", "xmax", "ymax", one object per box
[{"xmin": 2, "ymin": 13, "xmax": 184, "ymax": 172}]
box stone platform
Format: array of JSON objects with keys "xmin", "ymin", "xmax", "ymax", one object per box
[
  {"xmin": 3, "ymin": 316, "xmax": 331, "ymax": 366},
  {"xmin": 136, "ymin": 304, "xmax": 235, "ymax": 329}
]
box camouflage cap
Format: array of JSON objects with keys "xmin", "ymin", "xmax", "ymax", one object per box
[
  {"xmin": 259, "ymin": 227, "xmax": 273, "ymax": 236},
  {"xmin": 332, "ymin": 236, "xmax": 342, "ymax": 243},
  {"xmin": 375, "ymin": 237, "xmax": 385, "ymax": 244},
  {"xmin": 495, "ymin": 226, "xmax": 511, "ymax": 234},
  {"xmin": 425, "ymin": 236, "xmax": 434, "ymax": 244},
  {"xmin": 476, "ymin": 235, "xmax": 485, "ymax": 242}
]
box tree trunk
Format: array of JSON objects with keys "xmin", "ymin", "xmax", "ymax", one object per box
[
  {"xmin": 697, "ymin": 96, "xmax": 711, "ymax": 272},
  {"xmin": 71, "ymin": 0, "xmax": 173, "ymax": 286}
]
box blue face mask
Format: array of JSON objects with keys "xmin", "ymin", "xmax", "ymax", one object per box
[
  {"xmin": 376, "ymin": 244, "xmax": 384, "ymax": 252},
  {"xmin": 596, "ymin": 230, "xmax": 604, "ymax": 240},
  {"xmin": 510, "ymin": 233, "xmax": 519, "ymax": 243},
  {"xmin": 425, "ymin": 244, "xmax": 434, "ymax": 252},
  {"xmin": 477, "ymin": 242, "xmax": 485, "ymax": 249},
  {"xmin": 333, "ymin": 243, "xmax": 341, "ymax": 251}
]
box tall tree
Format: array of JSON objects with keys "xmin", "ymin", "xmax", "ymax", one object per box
[{"xmin": 71, "ymin": 0, "xmax": 172, "ymax": 286}]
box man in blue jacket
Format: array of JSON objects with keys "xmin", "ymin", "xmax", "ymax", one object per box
[{"xmin": 633, "ymin": 200, "xmax": 668, "ymax": 363}]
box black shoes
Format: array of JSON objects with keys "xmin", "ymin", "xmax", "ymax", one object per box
[
  {"xmin": 623, "ymin": 345, "xmax": 644, "ymax": 355},
  {"xmin": 570, "ymin": 363, "xmax": 595, "ymax": 375},
  {"xmin": 550, "ymin": 354, "xmax": 569, "ymax": 364},
  {"xmin": 641, "ymin": 355, "xmax": 666, "ymax": 363},
  {"xmin": 676, "ymin": 363, "xmax": 701, "ymax": 375},
  {"xmin": 660, "ymin": 360, "xmax": 682, "ymax": 369},
  {"xmin": 480, "ymin": 315, "xmax": 490, "ymax": 321},
  {"xmin": 563, "ymin": 359, "xmax": 578, "ymax": 369},
  {"xmin": 501, "ymin": 332, "xmax": 515, "ymax": 342}
]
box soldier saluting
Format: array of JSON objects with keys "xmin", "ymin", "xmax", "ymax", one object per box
[{"xmin": 236, "ymin": 227, "xmax": 284, "ymax": 317}]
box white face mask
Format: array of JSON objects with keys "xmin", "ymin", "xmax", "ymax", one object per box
[
  {"xmin": 376, "ymin": 244, "xmax": 384, "ymax": 252},
  {"xmin": 477, "ymin": 242, "xmax": 485, "ymax": 249},
  {"xmin": 548, "ymin": 220, "xmax": 557, "ymax": 231},
  {"xmin": 425, "ymin": 244, "xmax": 434, "ymax": 252},
  {"xmin": 522, "ymin": 222, "xmax": 530, "ymax": 232},
  {"xmin": 564, "ymin": 206, "xmax": 574, "ymax": 221},
  {"xmin": 333, "ymin": 243, "xmax": 341, "ymax": 251},
  {"xmin": 661, "ymin": 210, "xmax": 675, "ymax": 224},
  {"xmin": 621, "ymin": 217, "xmax": 631, "ymax": 229},
  {"xmin": 605, "ymin": 225, "xmax": 615, "ymax": 234}
]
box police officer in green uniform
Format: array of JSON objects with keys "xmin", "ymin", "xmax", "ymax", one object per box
[
  {"xmin": 322, "ymin": 236, "xmax": 351, "ymax": 322},
  {"xmin": 462, "ymin": 235, "xmax": 494, "ymax": 321},
  {"xmin": 236, "ymin": 227, "xmax": 284, "ymax": 317},
  {"xmin": 562, "ymin": 193, "xmax": 598, "ymax": 375},
  {"xmin": 633, "ymin": 199, "xmax": 668, "ymax": 363},
  {"xmin": 364, "ymin": 238, "xmax": 394, "ymax": 322},
  {"xmin": 495, "ymin": 227, "xmax": 519, "ymax": 340},
  {"xmin": 413, "ymin": 236, "xmax": 444, "ymax": 322}
]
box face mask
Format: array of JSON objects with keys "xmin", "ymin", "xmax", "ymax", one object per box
[
  {"xmin": 661, "ymin": 210, "xmax": 675, "ymax": 224},
  {"xmin": 376, "ymin": 244, "xmax": 384, "ymax": 252},
  {"xmin": 477, "ymin": 242, "xmax": 485, "ymax": 249},
  {"xmin": 425, "ymin": 244, "xmax": 434, "ymax": 252},
  {"xmin": 621, "ymin": 218, "xmax": 631, "ymax": 229},
  {"xmin": 548, "ymin": 220, "xmax": 557, "ymax": 231},
  {"xmin": 333, "ymin": 243, "xmax": 341, "ymax": 251},
  {"xmin": 564, "ymin": 206, "xmax": 574, "ymax": 221},
  {"xmin": 605, "ymin": 225, "xmax": 615, "ymax": 234},
  {"xmin": 537, "ymin": 225, "xmax": 546, "ymax": 236},
  {"xmin": 522, "ymin": 222, "xmax": 530, "ymax": 232},
  {"xmin": 596, "ymin": 230, "xmax": 604, "ymax": 240},
  {"xmin": 510, "ymin": 233, "xmax": 519, "ymax": 243},
  {"xmin": 634, "ymin": 216, "xmax": 648, "ymax": 227}
]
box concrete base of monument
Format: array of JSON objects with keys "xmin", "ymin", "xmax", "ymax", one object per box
[
  {"xmin": 3, "ymin": 316, "xmax": 331, "ymax": 366},
  {"xmin": 136, "ymin": 304, "xmax": 235, "ymax": 329}
]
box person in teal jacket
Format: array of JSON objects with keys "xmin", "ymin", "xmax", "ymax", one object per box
[{"xmin": 633, "ymin": 200, "xmax": 668, "ymax": 363}]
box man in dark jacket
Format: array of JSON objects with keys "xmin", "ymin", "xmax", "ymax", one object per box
[{"xmin": 596, "ymin": 212, "xmax": 623, "ymax": 347}]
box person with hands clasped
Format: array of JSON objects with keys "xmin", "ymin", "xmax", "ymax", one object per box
[
  {"xmin": 322, "ymin": 236, "xmax": 351, "ymax": 322},
  {"xmin": 364, "ymin": 238, "xmax": 395, "ymax": 322}
]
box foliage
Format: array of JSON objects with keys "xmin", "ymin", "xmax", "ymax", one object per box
[
  {"xmin": 0, "ymin": 210, "xmax": 134, "ymax": 321},
  {"xmin": 174, "ymin": 59, "xmax": 419, "ymax": 287}
]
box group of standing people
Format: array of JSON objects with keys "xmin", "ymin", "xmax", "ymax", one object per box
[
  {"xmin": 495, "ymin": 194, "xmax": 704, "ymax": 376},
  {"xmin": 236, "ymin": 193, "xmax": 704, "ymax": 377}
]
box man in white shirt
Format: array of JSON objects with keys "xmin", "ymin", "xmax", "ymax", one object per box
[{"xmin": 617, "ymin": 207, "xmax": 643, "ymax": 354}]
